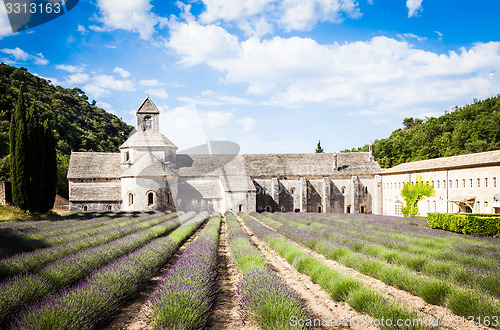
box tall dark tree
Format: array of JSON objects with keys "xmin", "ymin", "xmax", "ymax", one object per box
[
  {"xmin": 9, "ymin": 86, "xmax": 30, "ymax": 210},
  {"xmin": 40, "ymin": 120, "xmax": 57, "ymax": 212},
  {"xmin": 315, "ymin": 140, "xmax": 324, "ymax": 153},
  {"xmin": 10, "ymin": 88, "xmax": 57, "ymax": 213}
]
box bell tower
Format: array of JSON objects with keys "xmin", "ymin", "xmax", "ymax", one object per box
[{"xmin": 136, "ymin": 97, "xmax": 160, "ymax": 132}]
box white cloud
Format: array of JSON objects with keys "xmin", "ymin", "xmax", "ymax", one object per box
[
  {"xmin": 278, "ymin": 0, "xmax": 361, "ymax": 31},
  {"xmin": 65, "ymin": 73, "xmax": 90, "ymax": 85},
  {"xmin": 160, "ymin": 104, "xmax": 207, "ymax": 149},
  {"xmin": 397, "ymin": 33, "xmax": 426, "ymax": 42},
  {"xmin": 167, "ymin": 23, "xmax": 500, "ymax": 116},
  {"xmin": 167, "ymin": 21, "xmax": 239, "ymax": 67},
  {"xmin": 1, "ymin": 47, "xmax": 30, "ymax": 60},
  {"xmin": 77, "ymin": 25, "xmax": 87, "ymax": 33},
  {"xmin": 196, "ymin": 0, "xmax": 360, "ymax": 34},
  {"xmin": 238, "ymin": 117, "xmax": 255, "ymax": 131},
  {"xmin": 113, "ymin": 67, "xmax": 130, "ymax": 78},
  {"xmin": 56, "ymin": 64, "xmax": 85, "ymax": 73},
  {"xmin": 95, "ymin": 0, "xmax": 163, "ymax": 39},
  {"xmin": 147, "ymin": 88, "xmax": 169, "ymax": 99},
  {"xmin": 139, "ymin": 79, "xmax": 162, "ymax": 86},
  {"xmin": 82, "ymin": 74, "xmax": 135, "ymax": 98},
  {"xmin": 0, "ymin": 47, "xmax": 48, "ymax": 64},
  {"xmin": 407, "ymin": 0, "xmax": 423, "ymax": 17}
]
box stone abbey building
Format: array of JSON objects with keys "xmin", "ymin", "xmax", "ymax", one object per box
[
  {"xmin": 68, "ymin": 98, "xmax": 382, "ymax": 213},
  {"xmin": 68, "ymin": 98, "xmax": 500, "ymax": 215}
]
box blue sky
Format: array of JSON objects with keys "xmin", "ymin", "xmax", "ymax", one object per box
[{"xmin": 1, "ymin": 0, "xmax": 500, "ymax": 154}]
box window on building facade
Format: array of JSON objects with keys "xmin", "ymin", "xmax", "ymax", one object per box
[
  {"xmin": 485, "ymin": 201, "xmax": 488, "ymax": 210},
  {"xmin": 462, "ymin": 179, "xmax": 465, "ymax": 188},
  {"xmin": 341, "ymin": 186, "xmax": 346, "ymax": 193},
  {"xmin": 431, "ymin": 181, "xmax": 434, "ymax": 187},
  {"xmin": 437, "ymin": 181, "xmax": 440, "ymax": 188},
  {"xmin": 290, "ymin": 187, "xmax": 295, "ymax": 194},
  {"xmin": 148, "ymin": 192, "xmax": 154, "ymax": 206},
  {"xmin": 477, "ymin": 201, "xmax": 480, "ymax": 213},
  {"xmin": 485, "ymin": 178, "xmax": 488, "ymax": 187},
  {"xmin": 129, "ymin": 193, "xmax": 134, "ymax": 206},
  {"xmin": 456, "ymin": 180, "xmax": 459, "ymax": 188},
  {"xmin": 477, "ymin": 178, "xmax": 480, "ymax": 188},
  {"xmin": 395, "ymin": 201, "xmax": 402, "ymax": 216},
  {"xmin": 433, "ymin": 201, "xmax": 437, "ymax": 212},
  {"xmin": 494, "ymin": 177, "xmax": 497, "ymax": 187},
  {"xmin": 449, "ymin": 180, "xmax": 452, "ymax": 189},
  {"xmin": 469, "ymin": 179, "xmax": 473, "ymax": 188}
]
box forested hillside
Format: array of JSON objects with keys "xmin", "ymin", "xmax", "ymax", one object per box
[
  {"xmin": 344, "ymin": 94, "xmax": 500, "ymax": 168},
  {"xmin": 0, "ymin": 63, "xmax": 134, "ymax": 197}
]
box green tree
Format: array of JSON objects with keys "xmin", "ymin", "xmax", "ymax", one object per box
[
  {"xmin": 10, "ymin": 86, "xmax": 30, "ymax": 210},
  {"xmin": 401, "ymin": 176, "xmax": 435, "ymax": 217},
  {"xmin": 9, "ymin": 87, "xmax": 57, "ymax": 213},
  {"xmin": 315, "ymin": 140, "xmax": 324, "ymax": 153}
]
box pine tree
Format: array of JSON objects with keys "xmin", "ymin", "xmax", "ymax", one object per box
[
  {"xmin": 10, "ymin": 86, "xmax": 30, "ymax": 210},
  {"xmin": 315, "ymin": 140, "xmax": 324, "ymax": 153}
]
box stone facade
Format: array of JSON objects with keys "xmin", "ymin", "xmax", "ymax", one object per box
[
  {"xmin": 68, "ymin": 98, "xmax": 381, "ymax": 213},
  {"xmin": 380, "ymin": 151, "xmax": 500, "ymax": 215}
]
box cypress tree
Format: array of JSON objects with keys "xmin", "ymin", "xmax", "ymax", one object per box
[
  {"xmin": 315, "ymin": 140, "xmax": 324, "ymax": 153},
  {"xmin": 10, "ymin": 86, "xmax": 30, "ymax": 210},
  {"xmin": 9, "ymin": 88, "xmax": 57, "ymax": 213},
  {"xmin": 39, "ymin": 120, "xmax": 57, "ymax": 213}
]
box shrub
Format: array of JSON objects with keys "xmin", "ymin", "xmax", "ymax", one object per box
[{"xmin": 427, "ymin": 213, "xmax": 500, "ymax": 237}]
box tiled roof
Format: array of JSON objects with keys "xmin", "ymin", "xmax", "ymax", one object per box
[
  {"xmin": 120, "ymin": 131, "xmax": 177, "ymax": 149},
  {"xmin": 67, "ymin": 152, "xmax": 121, "ymax": 179},
  {"xmin": 136, "ymin": 97, "xmax": 160, "ymax": 114},
  {"xmin": 381, "ymin": 150, "xmax": 500, "ymax": 174}
]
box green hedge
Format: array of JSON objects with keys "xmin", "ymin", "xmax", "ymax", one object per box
[{"xmin": 428, "ymin": 213, "xmax": 500, "ymax": 237}]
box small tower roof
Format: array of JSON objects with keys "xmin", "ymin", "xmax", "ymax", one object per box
[{"xmin": 137, "ymin": 97, "xmax": 160, "ymax": 114}]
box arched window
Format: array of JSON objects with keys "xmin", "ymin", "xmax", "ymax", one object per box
[
  {"xmin": 239, "ymin": 204, "xmax": 243, "ymax": 212},
  {"xmin": 265, "ymin": 205, "xmax": 272, "ymax": 212},
  {"xmin": 346, "ymin": 205, "xmax": 351, "ymax": 213},
  {"xmin": 360, "ymin": 205, "xmax": 366, "ymax": 213},
  {"xmin": 281, "ymin": 206, "xmax": 286, "ymax": 212},
  {"xmin": 124, "ymin": 151, "xmax": 129, "ymax": 162},
  {"xmin": 129, "ymin": 193, "xmax": 134, "ymax": 206},
  {"xmin": 318, "ymin": 205, "xmax": 322, "ymax": 213},
  {"xmin": 143, "ymin": 116, "xmax": 152, "ymax": 131},
  {"xmin": 148, "ymin": 192, "xmax": 154, "ymax": 206},
  {"xmin": 290, "ymin": 187, "xmax": 295, "ymax": 194},
  {"xmin": 167, "ymin": 191, "xmax": 172, "ymax": 204},
  {"xmin": 107, "ymin": 204, "xmax": 112, "ymax": 211},
  {"xmin": 83, "ymin": 205, "xmax": 88, "ymax": 211},
  {"xmin": 341, "ymin": 186, "xmax": 346, "ymax": 194}
]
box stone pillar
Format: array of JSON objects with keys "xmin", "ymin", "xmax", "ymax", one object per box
[
  {"xmin": 372, "ymin": 175, "xmax": 383, "ymax": 215},
  {"xmin": 272, "ymin": 178, "xmax": 280, "ymax": 206},
  {"xmin": 300, "ymin": 177, "xmax": 307, "ymax": 212},
  {"xmin": 350, "ymin": 176, "xmax": 360, "ymax": 213},
  {"xmin": 322, "ymin": 177, "xmax": 331, "ymax": 213}
]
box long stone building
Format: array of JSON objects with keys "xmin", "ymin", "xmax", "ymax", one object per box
[
  {"xmin": 68, "ymin": 98, "xmax": 500, "ymax": 215},
  {"xmin": 68, "ymin": 98, "xmax": 382, "ymax": 213}
]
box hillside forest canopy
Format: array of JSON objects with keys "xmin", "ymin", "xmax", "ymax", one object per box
[{"xmin": 0, "ymin": 63, "xmax": 134, "ymax": 198}]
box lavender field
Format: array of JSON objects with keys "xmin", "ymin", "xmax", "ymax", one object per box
[{"xmin": 0, "ymin": 211, "xmax": 498, "ymax": 329}]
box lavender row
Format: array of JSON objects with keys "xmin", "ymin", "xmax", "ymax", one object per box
[
  {"xmin": 226, "ymin": 213, "xmax": 309, "ymax": 329},
  {"xmin": 267, "ymin": 212, "xmax": 500, "ymax": 269},
  {"xmin": 12, "ymin": 213, "xmax": 209, "ymax": 329},
  {"xmin": 149, "ymin": 214, "xmax": 221, "ymax": 329},
  {"xmin": 0, "ymin": 214, "xmax": 187, "ymax": 327},
  {"xmin": 263, "ymin": 213, "xmax": 500, "ymax": 297},
  {"xmin": 1, "ymin": 212, "xmax": 163, "ymax": 261},
  {"xmin": 0, "ymin": 212, "xmax": 181, "ymax": 279},
  {"xmin": 240, "ymin": 213, "xmax": 422, "ymax": 330},
  {"xmin": 248, "ymin": 213, "xmax": 500, "ymax": 323}
]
